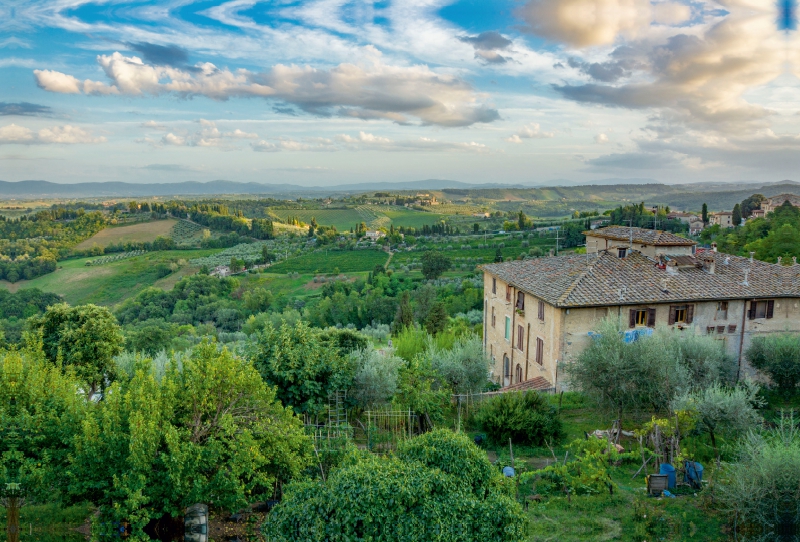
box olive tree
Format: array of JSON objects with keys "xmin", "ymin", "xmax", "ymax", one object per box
[
  {"xmin": 566, "ymin": 318, "xmax": 732, "ymax": 430},
  {"xmin": 428, "ymin": 334, "xmax": 491, "ymax": 395},
  {"xmin": 717, "ymin": 413, "xmax": 800, "ymax": 540},
  {"xmin": 671, "ymin": 381, "xmax": 763, "ymax": 463},
  {"xmin": 349, "ymin": 347, "xmax": 405, "ymax": 408},
  {"xmin": 746, "ymin": 333, "xmax": 800, "ymax": 396}
]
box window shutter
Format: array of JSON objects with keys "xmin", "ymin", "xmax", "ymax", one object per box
[
  {"xmin": 629, "ymin": 309, "xmax": 636, "ymax": 328},
  {"xmin": 686, "ymin": 305, "xmax": 694, "ymax": 324},
  {"xmin": 668, "ymin": 306, "xmax": 677, "ymax": 325},
  {"xmin": 536, "ymin": 338, "xmax": 544, "ymax": 365},
  {"xmin": 748, "ymin": 300, "xmax": 756, "ymax": 320},
  {"xmin": 766, "ymin": 300, "xmax": 774, "ymax": 319},
  {"xmin": 646, "ymin": 308, "xmax": 656, "ymax": 327},
  {"xmin": 538, "ymin": 301, "xmax": 545, "ymax": 320}
]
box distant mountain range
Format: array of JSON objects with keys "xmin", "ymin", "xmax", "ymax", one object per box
[{"xmin": 0, "ymin": 178, "xmax": 795, "ymax": 200}]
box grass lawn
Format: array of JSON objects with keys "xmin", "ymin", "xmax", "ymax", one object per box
[
  {"xmin": 268, "ymin": 249, "xmax": 389, "ymax": 274},
  {"xmin": 74, "ymin": 219, "xmax": 177, "ymax": 249},
  {"xmin": 0, "ymin": 249, "xmax": 220, "ymax": 305}
]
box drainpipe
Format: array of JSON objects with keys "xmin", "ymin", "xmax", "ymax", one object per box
[
  {"xmin": 510, "ymin": 287, "xmax": 516, "ymax": 384},
  {"xmin": 525, "ymin": 322, "xmax": 531, "ymax": 382},
  {"xmin": 737, "ymin": 298, "xmax": 748, "ymax": 382}
]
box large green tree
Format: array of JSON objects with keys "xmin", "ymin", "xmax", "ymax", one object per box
[
  {"xmin": 69, "ymin": 341, "xmax": 311, "ymax": 531},
  {"xmin": 249, "ymin": 321, "xmax": 354, "ymax": 417},
  {"xmin": 732, "ymin": 203, "xmax": 742, "ymax": 226},
  {"xmin": 30, "ymin": 303, "xmax": 124, "ymax": 398},
  {"xmin": 421, "ymin": 251, "xmax": 451, "ymax": 280}
]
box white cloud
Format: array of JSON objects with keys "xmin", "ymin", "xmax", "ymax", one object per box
[
  {"xmin": 161, "ymin": 133, "xmax": 186, "ymax": 146},
  {"xmin": 0, "ymin": 123, "xmax": 105, "ymax": 144},
  {"xmin": 251, "ymin": 140, "xmax": 279, "ymax": 152},
  {"xmin": 225, "ymin": 128, "xmax": 258, "ymax": 139},
  {"xmin": 335, "ymin": 131, "xmax": 490, "ymax": 152},
  {"xmin": 141, "ymin": 120, "xmax": 168, "ymax": 130},
  {"xmin": 594, "ymin": 133, "xmax": 610, "ymax": 144},
  {"xmin": 0, "ymin": 124, "xmax": 35, "ymax": 142},
  {"xmin": 33, "ymin": 48, "xmax": 499, "ymax": 127},
  {"xmin": 518, "ymin": 0, "xmax": 692, "ymax": 48},
  {"xmin": 505, "ymin": 123, "xmax": 555, "ymax": 142}
]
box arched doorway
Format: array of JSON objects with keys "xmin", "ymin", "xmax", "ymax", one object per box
[{"xmin": 503, "ymin": 355, "xmax": 510, "ymax": 387}]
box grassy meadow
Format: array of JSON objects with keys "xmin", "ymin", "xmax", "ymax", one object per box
[
  {"xmin": 0, "ymin": 249, "xmax": 219, "ymax": 305},
  {"xmin": 268, "ymin": 249, "xmax": 389, "ymax": 274}
]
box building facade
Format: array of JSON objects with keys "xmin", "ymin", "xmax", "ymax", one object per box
[
  {"xmin": 482, "ymin": 227, "xmax": 800, "ymax": 390},
  {"xmin": 711, "ymin": 212, "xmax": 734, "ymax": 228}
]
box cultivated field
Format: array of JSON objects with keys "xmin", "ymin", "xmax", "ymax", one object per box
[
  {"xmin": 74, "ymin": 219, "xmax": 177, "ymax": 249},
  {"xmin": 270, "ymin": 209, "xmax": 363, "ymax": 231},
  {"xmin": 268, "ymin": 249, "xmax": 389, "ymax": 274}
]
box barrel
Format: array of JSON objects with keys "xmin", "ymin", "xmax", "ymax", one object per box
[{"xmin": 659, "ymin": 463, "xmax": 676, "ymax": 489}]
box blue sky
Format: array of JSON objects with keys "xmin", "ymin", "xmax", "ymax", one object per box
[{"xmin": 0, "ymin": 0, "xmax": 798, "ymax": 186}]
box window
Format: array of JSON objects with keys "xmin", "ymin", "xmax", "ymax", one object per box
[
  {"xmin": 503, "ymin": 355, "xmax": 510, "ymax": 386},
  {"xmin": 668, "ymin": 304, "xmax": 694, "ymax": 325},
  {"xmin": 748, "ymin": 300, "xmax": 774, "ymax": 320},
  {"xmin": 629, "ymin": 308, "xmax": 656, "ymax": 328},
  {"xmin": 618, "ymin": 247, "xmax": 627, "ymax": 258},
  {"xmin": 535, "ymin": 338, "xmax": 544, "ymax": 366},
  {"xmin": 505, "ymin": 316, "xmax": 511, "ymax": 341},
  {"xmin": 517, "ymin": 291, "xmax": 525, "ymax": 311},
  {"xmin": 491, "ymin": 307, "xmax": 496, "ymax": 328},
  {"xmin": 506, "ymin": 286, "xmax": 511, "ymax": 302},
  {"xmin": 517, "ymin": 325, "xmax": 524, "ymax": 351},
  {"xmin": 716, "ymin": 301, "xmax": 728, "ymax": 320},
  {"xmin": 492, "ymin": 278, "xmax": 496, "ymax": 294},
  {"xmin": 728, "ymin": 325, "xmax": 737, "ymax": 333},
  {"xmin": 515, "ymin": 364, "xmax": 523, "ymax": 383},
  {"xmin": 538, "ymin": 300, "xmax": 545, "ymax": 321},
  {"xmin": 716, "ymin": 325, "xmax": 725, "ymax": 334},
  {"xmin": 706, "ymin": 326, "xmax": 715, "ymax": 335}
]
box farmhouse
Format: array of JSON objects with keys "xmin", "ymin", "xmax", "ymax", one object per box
[
  {"xmin": 482, "ymin": 227, "xmax": 800, "ymax": 391},
  {"xmin": 364, "ymin": 230, "xmax": 385, "ymax": 240},
  {"xmin": 710, "ymin": 212, "xmax": 734, "ymax": 228}
]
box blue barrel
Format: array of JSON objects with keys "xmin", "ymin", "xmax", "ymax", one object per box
[
  {"xmin": 502, "ymin": 466, "xmax": 515, "ymax": 477},
  {"xmin": 659, "ymin": 463, "xmax": 676, "ymax": 488},
  {"xmin": 684, "ymin": 461, "xmax": 703, "ymax": 488}
]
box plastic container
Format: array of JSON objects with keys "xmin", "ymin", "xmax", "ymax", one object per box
[
  {"xmin": 684, "ymin": 461, "xmax": 704, "ymax": 488},
  {"xmin": 659, "ymin": 463, "xmax": 676, "ymax": 488}
]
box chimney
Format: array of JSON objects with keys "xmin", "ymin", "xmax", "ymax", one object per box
[
  {"xmin": 666, "ymin": 260, "xmax": 679, "ymax": 276},
  {"xmin": 549, "ymin": 249, "xmax": 554, "ymax": 257},
  {"xmin": 750, "ymin": 252, "xmax": 754, "ymax": 263},
  {"xmin": 703, "ymin": 256, "xmax": 715, "ymax": 274},
  {"xmin": 794, "ymin": 257, "xmax": 797, "ymax": 266},
  {"xmin": 777, "ymin": 257, "xmax": 782, "ymax": 265},
  {"xmin": 741, "ymin": 269, "xmax": 750, "ymax": 286},
  {"xmin": 711, "ymin": 242, "xmax": 717, "ymax": 252},
  {"xmin": 660, "ymin": 278, "xmax": 669, "ymax": 292},
  {"xmin": 724, "ymin": 256, "xmax": 730, "ymax": 265}
]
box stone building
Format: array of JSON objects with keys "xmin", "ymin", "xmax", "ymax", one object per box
[
  {"xmin": 481, "ymin": 227, "xmax": 800, "ymax": 391},
  {"xmin": 761, "ymin": 193, "xmax": 800, "ymax": 214}
]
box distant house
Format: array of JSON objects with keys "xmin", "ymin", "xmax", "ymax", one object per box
[
  {"xmin": 711, "ymin": 212, "xmax": 734, "ymax": 228},
  {"xmin": 667, "ymin": 212, "xmax": 699, "ymax": 224},
  {"xmin": 750, "ymin": 209, "xmax": 766, "ymax": 218},
  {"xmin": 365, "ymin": 230, "xmax": 385, "ymax": 240},
  {"xmin": 761, "ymin": 193, "xmax": 800, "ymax": 214},
  {"xmin": 688, "ymin": 219, "xmax": 705, "ymax": 236},
  {"xmin": 589, "ymin": 218, "xmax": 610, "ymax": 230}
]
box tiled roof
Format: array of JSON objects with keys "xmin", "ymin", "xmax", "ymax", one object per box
[
  {"xmin": 584, "ymin": 226, "xmax": 695, "ymax": 246},
  {"xmin": 500, "ymin": 377, "xmax": 553, "ymax": 392},
  {"xmin": 482, "ymin": 250, "xmax": 799, "ymax": 308}
]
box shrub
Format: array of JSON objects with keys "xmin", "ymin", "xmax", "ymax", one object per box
[
  {"xmin": 473, "ymin": 390, "xmax": 562, "ymax": 446},
  {"xmin": 717, "ymin": 412, "xmax": 800, "ymax": 540},
  {"xmin": 265, "ymin": 430, "xmax": 525, "ymax": 542},
  {"xmin": 746, "ymin": 333, "xmax": 800, "ymax": 395},
  {"xmin": 429, "ymin": 334, "xmax": 491, "ymax": 394}
]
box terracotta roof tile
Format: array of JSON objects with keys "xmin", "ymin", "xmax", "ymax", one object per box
[
  {"xmin": 482, "ymin": 250, "xmax": 799, "ymax": 308},
  {"xmin": 584, "ymin": 226, "xmax": 696, "ymax": 246}
]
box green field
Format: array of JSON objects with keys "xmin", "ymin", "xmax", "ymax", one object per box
[
  {"xmin": 268, "ymin": 250, "xmax": 389, "ymax": 274},
  {"xmin": 270, "ymin": 207, "xmax": 445, "ymax": 231},
  {"xmin": 0, "ymin": 249, "xmax": 219, "ymax": 305}
]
